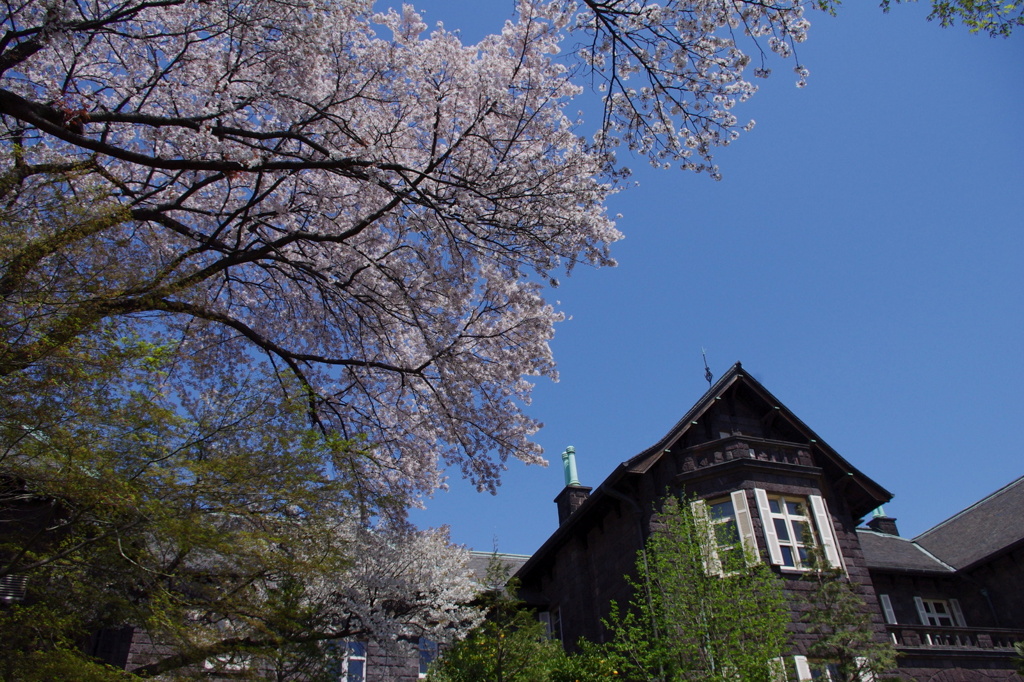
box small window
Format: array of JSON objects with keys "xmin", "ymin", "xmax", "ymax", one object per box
[
  {"xmin": 914, "ymin": 597, "xmax": 965, "ymax": 627},
  {"xmin": 878, "ymin": 594, "xmax": 897, "ymax": 624},
  {"xmin": 340, "ymin": 641, "xmax": 367, "ymax": 682},
  {"xmin": 811, "ymin": 663, "xmax": 842, "ymax": 680},
  {"xmin": 692, "ymin": 491, "xmax": 759, "ymax": 576},
  {"xmin": 539, "ymin": 608, "xmax": 562, "ymax": 642},
  {"xmin": 0, "ymin": 574, "xmax": 27, "ymax": 603},
  {"xmin": 708, "ymin": 497, "xmax": 742, "ymax": 566},
  {"xmin": 418, "ymin": 637, "xmax": 438, "ymax": 678}
]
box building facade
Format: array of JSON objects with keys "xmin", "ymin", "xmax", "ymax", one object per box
[{"xmin": 515, "ymin": 362, "xmax": 1024, "ymax": 681}]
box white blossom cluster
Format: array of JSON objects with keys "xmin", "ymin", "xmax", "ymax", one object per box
[
  {"xmin": 0, "ymin": 0, "xmax": 815, "ymax": 510},
  {"xmin": 552, "ymin": 0, "xmax": 813, "ymax": 174}
]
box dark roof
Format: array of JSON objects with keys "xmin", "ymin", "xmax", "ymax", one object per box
[
  {"xmin": 516, "ymin": 363, "xmax": 892, "ymax": 582},
  {"xmin": 622, "ymin": 363, "xmax": 891, "ymax": 516},
  {"xmin": 857, "ymin": 529, "xmax": 953, "ymax": 574},
  {"xmin": 914, "ymin": 475, "xmax": 1024, "ymax": 570},
  {"xmin": 467, "ymin": 551, "xmax": 530, "ymax": 588}
]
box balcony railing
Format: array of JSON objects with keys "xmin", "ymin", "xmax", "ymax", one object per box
[
  {"xmin": 680, "ymin": 435, "xmax": 815, "ymax": 474},
  {"xmin": 887, "ymin": 624, "xmax": 1024, "ymax": 652}
]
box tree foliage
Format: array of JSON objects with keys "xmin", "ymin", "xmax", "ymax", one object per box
[
  {"xmin": 798, "ymin": 548, "xmax": 899, "ymax": 682},
  {"xmin": 427, "ymin": 558, "xmax": 564, "ymax": 682},
  {"xmin": 0, "ymin": 271, "xmax": 481, "ymax": 676},
  {"xmin": 0, "ymin": 0, "xmax": 836, "ymax": 510},
  {"xmin": 0, "ymin": 0, "xmax": 823, "ymax": 674},
  {"xmin": 601, "ymin": 496, "xmax": 789, "ymax": 682},
  {"xmin": 884, "ymin": 0, "xmax": 1022, "ymax": 36},
  {"xmin": 0, "ymin": 0, "xmax": 994, "ymax": 676}
]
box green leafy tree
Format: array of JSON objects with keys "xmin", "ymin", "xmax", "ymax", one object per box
[
  {"xmin": 547, "ymin": 640, "xmax": 620, "ymax": 682},
  {"xmin": 428, "ymin": 558, "xmax": 563, "ymax": 682},
  {"xmin": 882, "ymin": 0, "xmax": 1022, "ymax": 36},
  {"xmin": 799, "ymin": 548, "xmax": 899, "ymax": 682},
  {"xmin": 601, "ymin": 496, "xmax": 789, "ymax": 682}
]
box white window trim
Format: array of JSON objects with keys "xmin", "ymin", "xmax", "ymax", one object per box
[
  {"xmin": 793, "ymin": 655, "xmax": 813, "ymax": 681},
  {"xmin": 793, "ymin": 655, "xmax": 875, "ymax": 682},
  {"xmin": 538, "ymin": 607, "xmax": 562, "ymax": 642},
  {"xmin": 692, "ymin": 492, "xmax": 762, "ymax": 577},
  {"xmin": 340, "ymin": 641, "xmax": 367, "ymax": 682},
  {"xmin": 949, "ymin": 598, "xmax": 966, "ymax": 627},
  {"xmin": 879, "ymin": 593, "xmax": 897, "ymax": 624},
  {"xmin": 754, "ymin": 488, "xmax": 785, "ymax": 565},
  {"xmin": 915, "ymin": 596, "xmax": 965, "ymax": 627},
  {"xmin": 753, "ymin": 489, "xmax": 842, "ymax": 570},
  {"xmin": 732, "ymin": 490, "xmax": 759, "ymax": 566},
  {"xmin": 691, "ymin": 498, "xmax": 724, "ymax": 576},
  {"xmin": 808, "ymin": 495, "xmax": 844, "ymax": 570}
]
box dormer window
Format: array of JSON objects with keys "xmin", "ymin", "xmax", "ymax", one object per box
[
  {"xmin": 691, "ymin": 491, "xmax": 758, "ymax": 575},
  {"xmin": 754, "ymin": 490, "xmax": 843, "ymax": 571},
  {"xmin": 766, "ymin": 496, "xmax": 814, "ymax": 569}
]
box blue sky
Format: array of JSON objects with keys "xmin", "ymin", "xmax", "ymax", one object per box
[{"xmin": 404, "ymin": 0, "xmax": 1024, "ymax": 555}]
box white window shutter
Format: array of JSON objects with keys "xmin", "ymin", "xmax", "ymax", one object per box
[
  {"xmin": 879, "ymin": 594, "xmax": 896, "ymax": 624},
  {"xmin": 914, "ymin": 596, "xmax": 929, "ymax": 625},
  {"xmin": 809, "ymin": 495, "xmax": 843, "ymax": 570},
  {"xmin": 792, "ymin": 655, "xmax": 812, "ymax": 681},
  {"xmin": 855, "ymin": 657, "xmax": 876, "ymax": 682},
  {"xmin": 949, "ymin": 598, "xmax": 966, "ymax": 627},
  {"xmin": 538, "ymin": 611, "xmax": 552, "ymax": 637},
  {"xmin": 731, "ymin": 490, "xmax": 760, "ymax": 565},
  {"xmin": 691, "ymin": 499, "xmax": 723, "ymax": 576},
  {"xmin": 768, "ymin": 657, "xmax": 787, "ymax": 682},
  {"xmin": 754, "ymin": 488, "xmax": 784, "ymax": 565}
]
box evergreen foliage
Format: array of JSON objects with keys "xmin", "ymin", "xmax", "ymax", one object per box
[{"xmin": 798, "ymin": 546, "xmax": 899, "ymax": 682}]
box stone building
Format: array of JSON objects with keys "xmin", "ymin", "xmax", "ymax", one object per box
[{"xmin": 514, "ymin": 362, "xmax": 1024, "ymax": 681}]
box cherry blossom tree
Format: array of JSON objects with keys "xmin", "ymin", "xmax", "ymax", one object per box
[{"xmin": 0, "ymin": 0, "xmax": 826, "ymax": 506}]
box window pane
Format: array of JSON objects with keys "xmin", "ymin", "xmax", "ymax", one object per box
[
  {"xmin": 348, "ymin": 642, "xmax": 366, "ymax": 657},
  {"xmin": 786, "ymin": 500, "xmax": 804, "ymax": 516},
  {"xmin": 769, "ymin": 498, "xmax": 781, "ymax": 514},
  {"xmin": 792, "ymin": 521, "xmax": 807, "ymax": 543},
  {"xmin": 710, "ymin": 500, "xmax": 735, "ymax": 520},
  {"xmin": 419, "ymin": 637, "xmax": 438, "ymax": 675},
  {"xmin": 781, "ymin": 546, "xmax": 795, "ymax": 567},
  {"xmin": 348, "ymin": 660, "xmax": 365, "ymax": 682},
  {"xmin": 774, "ymin": 518, "xmax": 790, "ymax": 541},
  {"xmin": 715, "ymin": 520, "xmax": 739, "ymax": 546}
]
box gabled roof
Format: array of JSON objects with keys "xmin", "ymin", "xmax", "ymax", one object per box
[
  {"xmin": 857, "ymin": 529, "xmax": 953, "ymax": 574},
  {"xmin": 914, "ymin": 475, "xmax": 1024, "ymax": 570},
  {"xmin": 516, "ymin": 363, "xmax": 891, "ymax": 581},
  {"xmin": 620, "ymin": 362, "xmax": 892, "ymax": 514}
]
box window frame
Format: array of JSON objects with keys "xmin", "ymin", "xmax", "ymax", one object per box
[
  {"xmin": 692, "ymin": 491, "xmax": 759, "ymax": 576},
  {"xmin": 792, "ymin": 655, "xmax": 876, "ymax": 682},
  {"xmin": 753, "ymin": 489, "xmax": 843, "ymax": 571},
  {"xmin": 914, "ymin": 597, "xmax": 965, "ymax": 627},
  {"xmin": 878, "ymin": 593, "xmax": 897, "ymax": 624},
  {"xmin": 418, "ymin": 637, "xmax": 438, "ymax": 678},
  {"xmin": 339, "ymin": 640, "xmax": 367, "ymax": 682}
]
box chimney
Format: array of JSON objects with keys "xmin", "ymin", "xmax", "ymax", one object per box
[
  {"xmin": 554, "ymin": 446, "xmax": 591, "ymax": 525},
  {"xmin": 866, "ymin": 505, "xmax": 899, "ymax": 536}
]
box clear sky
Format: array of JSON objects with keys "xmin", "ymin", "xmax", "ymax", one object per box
[{"xmin": 402, "ymin": 0, "xmax": 1024, "ymax": 555}]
